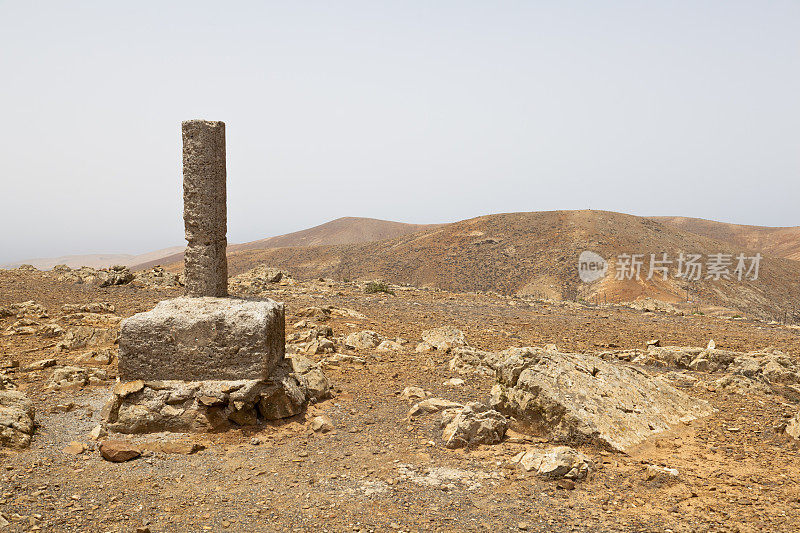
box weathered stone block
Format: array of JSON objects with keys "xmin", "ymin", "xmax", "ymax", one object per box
[
  {"xmin": 183, "ymin": 241, "xmax": 228, "ymax": 298},
  {"xmin": 118, "ymin": 297, "xmax": 284, "ymax": 381}
]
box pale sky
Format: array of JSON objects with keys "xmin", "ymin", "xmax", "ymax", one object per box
[{"xmin": 2, "ymin": 1, "xmax": 798, "ymax": 264}]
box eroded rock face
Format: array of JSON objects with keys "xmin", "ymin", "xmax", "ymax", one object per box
[
  {"xmin": 440, "ymin": 402, "xmax": 507, "ymax": 449},
  {"xmin": 0, "ymin": 390, "xmax": 35, "ymax": 448},
  {"xmin": 118, "ymin": 296, "xmax": 285, "ymax": 381},
  {"xmin": 134, "ymin": 267, "xmax": 183, "ymax": 288},
  {"xmin": 488, "ymin": 348, "xmax": 716, "ymax": 452},
  {"xmin": 52, "ymin": 265, "xmax": 134, "ymax": 287},
  {"xmin": 46, "ymin": 366, "xmax": 107, "ymax": 391},
  {"xmin": 102, "ymin": 360, "xmax": 330, "ymax": 433}
]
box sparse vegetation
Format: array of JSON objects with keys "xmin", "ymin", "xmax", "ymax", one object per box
[{"xmin": 364, "ymin": 280, "xmax": 395, "ymax": 295}]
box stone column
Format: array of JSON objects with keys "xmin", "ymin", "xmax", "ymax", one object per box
[{"xmin": 182, "ymin": 120, "xmax": 228, "ymax": 297}]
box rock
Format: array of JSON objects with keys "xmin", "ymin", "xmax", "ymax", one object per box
[
  {"xmin": 99, "ymin": 440, "xmax": 141, "ymax": 462},
  {"xmin": 46, "ymin": 366, "xmax": 106, "ymax": 391},
  {"xmin": 228, "ymin": 265, "xmax": 293, "ymax": 295},
  {"xmin": 645, "ymin": 464, "xmax": 679, "ymax": 485},
  {"xmin": 516, "ymin": 446, "xmax": 594, "ymax": 480},
  {"xmin": 0, "ymin": 300, "xmax": 48, "ymax": 319},
  {"xmin": 57, "ymin": 326, "xmax": 118, "ymax": 351},
  {"xmin": 440, "ymin": 403, "xmax": 507, "ymax": 448},
  {"xmin": 288, "ymin": 355, "xmax": 331, "ymax": 402},
  {"xmin": 409, "ymin": 398, "xmax": 462, "ymax": 417},
  {"xmin": 707, "ymin": 339, "xmax": 716, "ymax": 350},
  {"xmin": 89, "ymin": 425, "xmax": 108, "ymax": 440},
  {"xmin": 37, "ymin": 323, "xmax": 64, "ymax": 338},
  {"xmin": 647, "ymin": 339, "xmax": 661, "ymax": 347},
  {"xmin": 140, "ymin": 440, "xmax": 204, "ymax": 455},
  {"xmin": 489, "ymin": 347, "xmax": 716, "ymax": 451},
  {"xmin": 55, "ymin": 265, "xmax": 134, "ymax": 287},
  {"xmin": 304, "ymin": 338, "xmax": 335, "ymax": 355},
  {"xmin": 23, "ymin": 358, "xmax": 57, "ymax": 372},
  {"xmin": 133, "ymin": 267, "xmax": 183, "ymax": 288},
  {"xmin": 400, "ymin": 387, "xmax": 428, "ymax": 401},
  {"xmin": 376, "ymin": 340, "xmax": 402, "ymax": 352},
  {"xmin": 63, "ymin": 441, "xmax": 87, "ymax": 455},
  {"xmin": 344, "ymin": 330, "xmax": 381, "ymax": 350},
  {"xmin": 61, "ymin": 302, "xmax": 116, "ymax": 314},
  {"xmin": 118, "ymin": 296, "xmax": 285, "ymax": 381},
  {"xmin": 415, "ymin": 341, "xmax": 434, "ymax": 353},
  {"xmin": 76, "ymin": 347, "xmax": 116, "ymax": 365},
  {"xmin": 443, "ymin": 378, "xmax": 465, "ymax": 387},
  {"xmin": 785, "ymin": 412, "xmax": 800, "ymax": 439},
  {"xmin": 421, "ymin": 327, "xmax": 467, "ymax": 351},
  {"xmin": 0, "ymin": 390, "xmax": 35, "ymax": 448},
  {"xmin": 310, "ymin": 415, "xmax": 334, "ymax": 433}
]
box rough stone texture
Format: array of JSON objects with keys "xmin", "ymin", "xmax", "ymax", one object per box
[
  {"xmin": 408, "ymin": 398, "xmax": 462, "ymax": 417},
  {"xmin": 102, "ymin": 359, "xmax": 329, "ymax": 434},
  {"xmin": 515, "ymin": 446, "xmax": 594, "ymax": 480},
  {"xmin": 46, "ymin": 366, "xmax": 107, "ymax": 391},
  {"xmin": 182, "ymin": 119, "xmax": 228, "ymax": 297},
  {"xmin": 439, "ymin": 402, "xmax": 507, "ymax": 449},
  {"xmin": 486, "ymin": 347, "xmax": 716, "ymax": 452},
  {"xmin": 0, "ymin": 390, "xmax": 35, "ymax": 448},
  {"xmin": 118, "ymin": 296, "xmax": 285, "ymax": 381},
  {"xmin": 99, "ymin": 440, "xmax": 141, "ymax": 462},
  {"xmin": 344, "ymin": 330, "xmax": 381, "ymax": 350},
  {"xmin": 421, "ymin": 327, "xmax": 467, "ymax": 351}
]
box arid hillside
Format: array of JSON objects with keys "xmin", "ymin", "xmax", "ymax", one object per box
[
  {"xmin": 213, "ymin": 210, "xmax": 800, "ymax": 320},
  {"xmin": 130, "ymin": 217, "xmax": 439, "ymax": 271},
  {"xmin": 653, "ymin": 216, "xmax": 800, "ymax": 261}
]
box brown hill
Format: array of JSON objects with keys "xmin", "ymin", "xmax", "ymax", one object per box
[
  {"xmin": 220, "ymin": 210, "xmax": 800, "ymax": 320},
  {"xmin": 130, "ymin": 217, "xmax": 440, "ymax": 271},
  {"xmin": 652, "ymin": 216, "xmax": 800, "ymax": 261}
]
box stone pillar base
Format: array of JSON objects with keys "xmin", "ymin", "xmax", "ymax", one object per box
[
  {"xmin": 102, "ymin": 356, "xmax": 330, "ymax": 434},
  {"xmin": 118, "ymin": 297, "xmax": 285, "ymax": 381}
]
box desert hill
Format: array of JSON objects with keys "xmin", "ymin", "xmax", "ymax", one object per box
[
  {"xmin": 216, "ymin": 210, "xmax": 800, "ymax": 319},
  {"xmin": 1, "ymin": 246, "xmax": 185, "ymax": 271},
  {"xmin": 652, "ymin": 216, "xmax": 800, "ymax": 261},
  {"xmin": 130, "ymin": 217, "xmax": 439, "ymax": 271}
]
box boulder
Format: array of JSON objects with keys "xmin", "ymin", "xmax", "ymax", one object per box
[
  {"xmin": 421, "ymin": 327, "xmax": 467, "ymax": 351},
  {"xmin": 516, "ymin": 446, "xmax": 594, "ymax": 480},
  {"xmin": 46, "ymin": 366, "xmax": 107, "ymax": 390},
  {"xmin": 440, "ymin": 403, "xmax": 507, "ymax": 448},
  {"xmin": 99, "ymin": 440, "xmax": 141, "ymax": 462},
  {"xmin": 489, "ymin": 348, "xmax": 716, "ymax": 451},
  {"xmin": 0, "ymin": 390, "xmax": 35, "ymax": 448},
  {"xmin": 344, "ymin": 331, "xmax": 381, "ymax": 350},
  {"xmin": 118, "ymin": 296, "xmax": 285, "ymax": 381}
]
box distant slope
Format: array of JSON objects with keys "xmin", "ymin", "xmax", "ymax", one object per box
[
  {"xmin": 130, "ymin": 217, "xmax": 440, "ymax": 271},
  {"xmin": 652, "ymin": 216, "xmax": 800, "ymax": 261},
  {"xmin": 222, "ymin": 210, "xmax": 800, "ymax": 319},
  {"xmin": 1, "ymin": 245, "xmax": 184, "ymax": 270}
]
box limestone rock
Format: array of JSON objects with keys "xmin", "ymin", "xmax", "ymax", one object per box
[
  {"xmin": 118, "ymin": 296, "xmax": 285, "ymax": 381},
  {"xmin": 421, "ymin": 327, "xmax": 467, "ymax": 351},
  {"xmin": 376, "ymin": 340, "xmax": 402, "ymax": 352},
  {"xmin": 229, "ymin": 265, "xmax": 293, "ymax": 295},
  {"xmin": 0, "ymin": 390, "xmax": 35, "ymax": 448},
  {"xmin": 489, "ymin": 348, "xmax": 716, "ymax": 451},
  {"xmin": 440, "ymin": 403, "xmax": 507, "ymax": 448},
  {"xmin": 409, "ymin": 398, "xmax": 462, "ymax": 417},
  {"xmin": 133, "ymin": 267, "xmax": 183, "ymax": 288},
  {"xmin": 344, "ymin": 330, "xmax": 381, "ymax": 350},
  {"xmin": 516, "ymin": 446, "xmax": 594, "ymax": 480},
  {"xmin": 401, "ymin": 386, "xmax": 428, "ymax": 401},
  {"xmin": 57, "ymin": 326, "xmax": 118, "ymax": 351}
]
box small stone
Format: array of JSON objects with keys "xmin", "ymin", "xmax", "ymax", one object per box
[
  {"xmin": 251, "ymin": 437, "xmax": 261, "ymax": 445},
  {"xmin": 99, "ymin": 440, "xmax": 141, "ymax": 463},
  {"xmin": 400, "ymin": 386, "xmax": 428, "ymax": 401},
  {"xmin": 557, "ymin": 479, "xmax": 576, "ymax": 490},
  {"xmin": 89, "ymin": 425, "xmax": 107, "ymax": 441},
  {"xmin": 646, "ymin": 339, "xmax": 660, "ymax": 347},
  {"xmin": 113, "ymin": 380, "xmax": 144, "ymax": 397},
  {"xmin": 310, "ymin": 415, "xmax": 334, "ymax": 433},
  {"xmin": 518, "ymin": 522, "xmax": 530, "ymax": 531},
  {"xmin": 63, "ymin": 441, "xmax": 87, "ymax": 455},
  {"xmin": 707, "ymin": 339, "xmax": 716, "ymax": 350},
  {"xmin": 442, "ymin": 378, "xmax": 465, "ymax": 387}
]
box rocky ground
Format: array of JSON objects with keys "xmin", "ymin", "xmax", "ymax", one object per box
[{"xmin": 2, "ymin": 267, "xmax": 800, "ymax": 532}]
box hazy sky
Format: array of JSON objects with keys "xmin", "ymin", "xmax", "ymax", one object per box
[{"xmin": 2, "ymin": 1, "xmax": 798, "ymax": 263}]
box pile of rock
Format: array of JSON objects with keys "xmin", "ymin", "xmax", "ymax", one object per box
[
  {"xmin": 133, "ymin": 266, "xmax": 183, "ymax": 288},
  {"xmin": 51, "ymin": 264, "xmax": 134, "ymax": 287},
  {"xmin": 0, "ymin": 300, "xmax": 48, "ymax": 319},
  {"xmin": 228, "ymin": 265, "xmax": 293, "ymax": 295},
  {"xmin": 103, "ymin": 355, "xmax": 329, "ymax": 433}
]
